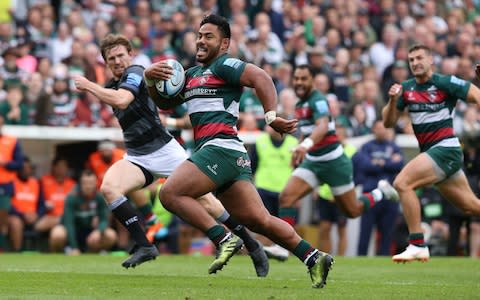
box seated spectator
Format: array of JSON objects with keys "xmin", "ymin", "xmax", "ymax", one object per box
[
  {"xmin": 49, "ymin": 170, "xmax": 117, "ymax": 255},
  {"xmin": 0, "ymin": 43, "xmax": 30, "ymax": 85},
  {"xmin": 8, "ymin": 157, "xmax": 45, "ymax": 252},
  {"xmin": 0, "ymin": 82, "xmax": 29, "ymax": 125},
  {"xmin": 35, "ymin": 157, "xmax": 76, "ymax": 236}
]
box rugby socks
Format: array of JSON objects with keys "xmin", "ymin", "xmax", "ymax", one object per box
[
  {"xmin": 293, "ymin": 239, "xmax": 319, "ymax": 268},
  {"xmin": 216, "ymin": 210, "xmax": 259, "ymax": 252},
  {"xmin": 409, "ymin": 232, "xmax": 426, "ymax": 247},
  {"xmin": 279, "ymin": 207, "xmax": 297, "ymax": 226},
  {"xmin": 109, "ymin": 195, "xmax": 150, "ymax": 247},
  {"xmin": 359, "ymin": 189, "xmax": 383, "ymax": 211},
  {"xmin": 206, "ymin": 225, "xmax": 229, "ymax": 247}
]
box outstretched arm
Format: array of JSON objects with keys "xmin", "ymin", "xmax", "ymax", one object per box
[
  {"xmin": 239, "ymin": 63, "xmax": 297, "ymax": 134},
  {"xmin": 73, "ymin": 75, "xmax": 134, "ymax": 110}
]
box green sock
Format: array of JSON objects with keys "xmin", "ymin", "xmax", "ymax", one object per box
[
  {"xmin": 293, "ymin": 239, "xmax": 319, "ymax": 268},
  {"xmin": 206, "ymin": 225, "xmax": 227, "ymax": 247},
  {"xmin": 359, "ymin": 194, "xmax": 374, "ymax": 211},
  {"xmin": 409, "ymin": 233, "xmax": 426, "ymax": 247},
  {"xmin": 138, "ymin": 203, "xmax": 156, "ymax": 224},
  {"xmin": 279, "ymin": 207, "xmax": 297, "ymax": 226}
]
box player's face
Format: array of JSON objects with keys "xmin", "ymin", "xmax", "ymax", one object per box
[
  {"xmin": 196, "ymin": 23, "xmax": 226, "ymax": 64},
  {"xmin": 105, "ymin": 45, "xmax": 132, "ymax": 80},
  {"xmin": 293, "ymin": 68, "xmax": 314, "ymax": 99},
  {"xmin": 408, "ymin": 49, "xmax": 433, "ymax": 78}
]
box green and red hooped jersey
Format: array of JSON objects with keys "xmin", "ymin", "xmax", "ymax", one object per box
[
  {"xmin": 397, "ymin": 73, "xmax": 470, "ymax": 152},
  {"xmin": 295, "ymin": 89, "xmax": 341, "ymax": 160},
  {"xmin": 183, "ymin": 54, "xmax": 247, "ymax": 152}
]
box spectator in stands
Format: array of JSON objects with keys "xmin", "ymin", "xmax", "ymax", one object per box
[
  {"xmin": 86, "ymin": 140, "xmax": 125, "ymax": 189},
  {"xmin": 48, "ymin": 22, "xmax": 73, "ymax": 65},
  {"xmin": 0, "ymin": 115, "xmax": 24, "ymax": 251},
  {"xmin": 148, "ymin": 30, "xmax": 177, "ymax": 63},
  {"xmin": 45, "ymin": 70, "xmax": 76, "ymax": 127},
  {"xmin": 0, "ymin": 82, "xmax": 29, "ymax": 125},
  {"xmin": 49, "ymin": 170, "xmax": 117, "ymax": 255},
  {"xmin": 353, "ymin": 120, "xmax": 403, "ymax": 256},
  {"xmin": 348, "ymin": 103, "xmax": 371, "ymax": 137},
  {"xmin": 73, "ymin": 92, "xmax": 115, "ymax": 128},
  {"xmin": 0, "ymin": 43, "xmax": 30, "ymax": 85},
  {"xmin": 8, "ymin": 157, "xmax": 45, "ymax": 251},
  {"xmin": 35, "ymin": 157, "xmax": 76, "ymax": 236}
]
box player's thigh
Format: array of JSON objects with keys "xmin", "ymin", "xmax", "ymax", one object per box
[
  {"xmin": 219, "ymin": 180, "xmax": 270, "ymax": 225},
  {"xmin": 394, "ymin": 153, "xmax": 439, "ymax": 190},
  {"xmin": 437, "ymin": 171, "xmax": 480, "ymax": 213},
  {"xmin": 102, "ymin": 160, "xmax": 146, "ymax": 193},
  {"xmin": 280, "ymin": 174, "xmax": 312, "ymax": 205}
]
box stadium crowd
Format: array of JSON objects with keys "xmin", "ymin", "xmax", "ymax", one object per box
[{"xmin": 1, "ymin": 0, "xmax": 480, "ymax": 258}]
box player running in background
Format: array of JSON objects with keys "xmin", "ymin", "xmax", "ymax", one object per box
[{"xmin": 383, "ymin": 44, "xmax": 480, "ymax": 262}]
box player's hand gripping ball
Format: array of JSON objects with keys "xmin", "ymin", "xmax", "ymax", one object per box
[{"xmin": 155, "ymin": 59, "xmax": 185, "ymax": 99}]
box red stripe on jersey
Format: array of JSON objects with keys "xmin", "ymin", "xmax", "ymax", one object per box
[
  {"xmin": 311, "ymin": 134, "xmax": 339, "ymax": 150},
  {"xmin": 403, "ymin": 90, "xmax": 448, "ymax": 104},
  {"xmin": 193, "ymin": 123, "xmax": 237, "ymax": 139},
  {"xmin": 295, "ymin": 107, "xmax": 313, "ymax": 119},
  {"xmin": 186, "ymin": 75, "xmax": 226, "ymax": 89},
  {"xmin": 416, "ymin": 127, "xmax": 454, "ymax": 145}
]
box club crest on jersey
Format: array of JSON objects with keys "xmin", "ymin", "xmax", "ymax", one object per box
[{"xmin": 236, "ymin": 157, "xmax": 251, "ymax": 168}]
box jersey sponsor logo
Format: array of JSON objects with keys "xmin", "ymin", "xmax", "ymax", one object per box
[
  {"xmin": 125, "ymin": 216, "xmax": 138, "ymax": 225},
  {"xmin": 223, "ymin": 58, "xmax": 243, "ymax": 69},
  {"xmin": 450, "ymin": 75, "xmax": 466, "ymax": 86},
  {"xmin": 236, "ymin": 156, "xmax": 251, "ymax": 168},
  {"xmin": 126, "ymin": 73, "xmax": 142, "ymax": 87},
  {"xmin": 315, "ymin": 101, "xmax": 329, "ymax": 114},
  {"xmin": 186, "ymin": 75, "xmax": 226, "ymax": 89}
]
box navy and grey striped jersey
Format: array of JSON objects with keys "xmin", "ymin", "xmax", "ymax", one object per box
[{"xmin": 105, "ymin": 65, "xmax": 172, "ymax": 156}]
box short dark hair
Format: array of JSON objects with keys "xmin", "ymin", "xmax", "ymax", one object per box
[
  {"xmin": 200, "ymin": 14, "xmax": 231, "ymax": 39},
  {"xmin": 99, "ymin": 33, "xmax": 132, "ymax": 61},
  {"xmin": 295, "ymin": 64, "xmax": 315, "ymax": 77},
  {"xmin": 408, "ymin": 44, "xmax": 431, "ymax": 55}
]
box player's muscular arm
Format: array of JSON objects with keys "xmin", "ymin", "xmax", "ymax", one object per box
[
  {"xmin": 74, "ymin": 75, "xmax": 134, "ymax": 109},
  {"xmin": 465, "ymin": 82, "xmax": 480, "ymax": 107},
  {"xmin": 239, "ymin": 64, "xmax": 297, "ymax": 134},
  {"xmin": 382, "ymin": 83, "xmax": 402, "ymax": 128}
]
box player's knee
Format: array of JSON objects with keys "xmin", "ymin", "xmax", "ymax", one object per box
[
  {"xmin": 159, "ymin": 184, "xmax": 175, "ymax": 208},
  {"xmin": 393, "ymin": 177, "xmax": 408, "ymax": 193}
]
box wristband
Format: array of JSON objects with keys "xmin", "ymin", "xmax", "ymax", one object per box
[
  {"xmin": 264, "ymin": 111, "xmax": 277, "ymax": 125},
  {"xmin": 166, "ymin": 117, "xmax": 177, "ymax": 128},
  {"xmin": 143, "ymin": 72, "xmax": 155, "ymax": 87},
  {"xmin": 299, "ymin": 137, "xmax": 314, "ymax": 150}
]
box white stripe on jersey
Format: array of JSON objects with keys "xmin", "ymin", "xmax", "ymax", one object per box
[
  {"xmin": 202, "ymin": 138, "xmax": 247, "ymax": 153},
  {"xmin": 187, "ymin": 97, "xmax": 240, "ymax": 118},
  {"xmin": 431, "ymin": 137, "xmax": 461, "ymax": 148},
  {"xmin": 410, "ymin": 107, "xmax": 452, "ymax": 125},
  {"xmin": 300, "ymin": 120, "xmax": 335, "ymax": 136}
]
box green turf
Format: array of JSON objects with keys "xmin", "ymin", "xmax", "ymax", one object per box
[{"xmin": 0, "ymin": 254, "xmax": 478, "ymax": 299}]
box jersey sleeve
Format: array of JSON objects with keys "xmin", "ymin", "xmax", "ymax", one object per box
[
  {"xmin": 118, "ymin": 65, "xmax": 145, "ymax": 98},
  {"xmin": 311, "ymin": 95, "xmax": 330, "ymax": 120},
  {"xmin": 396, "ymin": 82, "xmax": 407, "ymax": 111},
  {"xmin": 212, "ymin": 56, "xmax": 247, "ymax": 85},
  {"xmin": 441, "ymin": 75, "xmax": 471, "ymax": 102}
]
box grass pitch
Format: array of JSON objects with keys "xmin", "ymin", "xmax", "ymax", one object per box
[{"xmin": 0, "ymin": 253, "xmax": 479, "ymax": 299}]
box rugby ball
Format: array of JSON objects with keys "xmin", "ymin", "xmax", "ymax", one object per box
[{"xmin": 155, "ymin": 59, "xmax": 185, "ymax": 99}]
